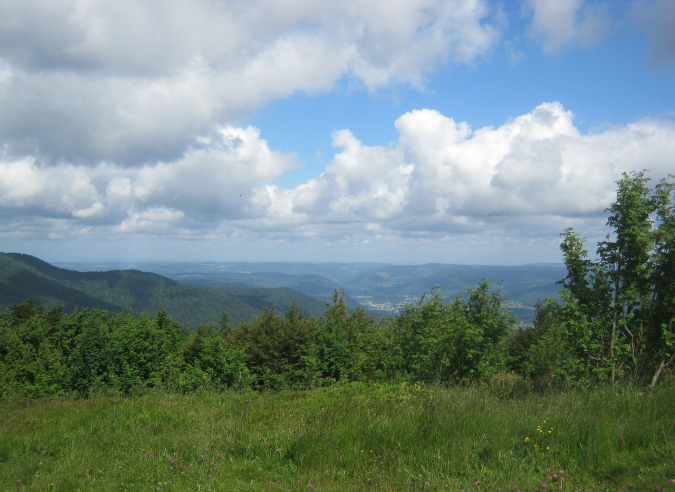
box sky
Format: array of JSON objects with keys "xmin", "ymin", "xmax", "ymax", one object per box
[{"xmin": 0, "ymin": 0, "xmax": 674, "ymax": 265}]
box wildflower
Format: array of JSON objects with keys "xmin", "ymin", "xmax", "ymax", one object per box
[
  {"xmin": 525, "ymin": 437, "xmax": 530, "ymax": 442},
  {"xmin": 476, "ymin": 480, "xmax": 482, "ymax": 486}
]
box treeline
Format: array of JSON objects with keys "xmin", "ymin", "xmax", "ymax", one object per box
[
  {"xmin": 0, "ymin": 280, "xmax": 517, "ymax": 397},
  {"xmin": 1, "ymin": 171, "xmax": 673, "ymax": 398}
]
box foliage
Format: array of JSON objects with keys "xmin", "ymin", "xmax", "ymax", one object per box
[
  {"xmin": 315, "ymin": 290, "xmax": 386, "ymax": 384},
  {"xmin": 0, "ymin": 278, "xmax": 518, "ymax": 396},
  {"xmin": 388, "ymin": 280, "xmax": 514, "ymax": 384},
  {"xmin": 225, "ymin": 301, "xmax": 318, "ymax": 390},
  {"xmin": 556, "ymin": 171, "xmax": 675, "ymax": 385},
  {"xmin": 507, "ymin": 298, "xmax": 574, "ymax": 388}
]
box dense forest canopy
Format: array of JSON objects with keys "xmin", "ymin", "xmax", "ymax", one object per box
[{"xmin": 1, "ymin": 171, "xmax": 673, "ymax": 397}]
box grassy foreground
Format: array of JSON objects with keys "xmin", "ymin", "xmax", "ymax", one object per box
[{"xmin": 1, "ymin": 384, "xmax": 674, "ymax": 491}]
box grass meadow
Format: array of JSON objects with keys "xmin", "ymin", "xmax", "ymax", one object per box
[{"xmin": 1, "ymin": 384, "xmax": 674, "ymax": 491}]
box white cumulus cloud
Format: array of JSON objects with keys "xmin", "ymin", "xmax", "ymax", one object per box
[
  {"xmin": 254, "ymin": 102, "xmax": 675, "ymax": 242},
  {"xmin": 0, "ymin": 0, "xmax": 499, "ymax": 164},
  {"xmin": 1, "ymin": 103, "xmax": 674, "ymax": 260}
]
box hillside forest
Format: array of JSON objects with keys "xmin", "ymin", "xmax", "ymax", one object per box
[{"xmin": 1, "ymin": 171, "xmax": 674, "ymax": 398}]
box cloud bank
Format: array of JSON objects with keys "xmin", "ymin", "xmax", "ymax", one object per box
[
  {"xmin": 0, "ymin": 0, "xmax": 497, "ymax": 164},
  {"xmin": 2, "ymin": 103, "xmax": 674, "ymax": 256}
]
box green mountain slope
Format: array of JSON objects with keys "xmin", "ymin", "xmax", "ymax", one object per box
[
  {"xmin": 214, "ymin": 285, "xmax": 327, "ymax": 317},
  {"xmin": 0, "ymin": 253, "xmax": 326, "ymax": 326}
]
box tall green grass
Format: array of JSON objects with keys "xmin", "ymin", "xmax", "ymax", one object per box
[{"xmin": 1, "ymin": 384, "xmax": 674, "ymax": 491}]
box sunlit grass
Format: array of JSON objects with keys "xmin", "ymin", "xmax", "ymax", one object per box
[{"xmin": 1, "ymin": 384, "xmax": 674, "ymax": 491}]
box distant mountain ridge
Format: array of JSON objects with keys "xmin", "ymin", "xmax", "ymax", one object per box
[
  {"xmin": 0, "ymin": 253, "xmax": 327, "ymax": 326},
  {"xmin": 55, "ymin": 259, "xmax": 567, "ymax": 322}
]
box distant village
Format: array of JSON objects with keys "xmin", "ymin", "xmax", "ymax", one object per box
[{"xmin": 352, "ymin": 294, "xmax": 420, "ymax": 313}]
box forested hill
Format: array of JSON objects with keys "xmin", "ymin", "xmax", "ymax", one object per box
[{"xmin": 0, "ymin": 253, "xmax": 327, "ymax": 326}]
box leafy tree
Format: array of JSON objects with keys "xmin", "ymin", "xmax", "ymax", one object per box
[
  {"xmin": 389, "ymin": 280, "xmax": 515, "ymax": 384},
  {"xmin": 507, "ymin": 298, "xmax": 568, "ymax": 388},
  {"xmin": 315, "ymin": 291, "xmax": 351, "ymax": 384},
  {"xmin": 315, "ymin": 290, "xmax": 385, "ymax": 384},
  {"xmin": 229, "ymin": 301, "xmax": 316, "ymax": 389},
  {"xmin": 66, "ymin": 309, "xmax": 112, "ymax": 393},
  {"xmin": 163, "ymin": 320, "xmax": 250, "ymax": 391},
  {"xmin": 107, "ymin": 313, "xmax": 164, "ymax": 392},
  {"xmin": 451, "ymin": 279, "xmax": 514, "ymax": 381},
  {"xmin": 597, "ymin": 171, "xmax": 655, "ymax": 383},
  {"xmin": 647, "ymin": 176, "xmax": 675, "ymax": 385},
  {"xmin": 388, "ymin": 287, "xmax": 453, "ymax": 383},
  {"xmin": 557, "ymin": 229, "xmax": 612, "ymax": 381},
  {"xmin": 0, "ymin": 299, "xmax": 66, "ymax": 397},
  {"xmin": 558, "ymin": 171, "xmax": 675, "ymax": 386}
]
